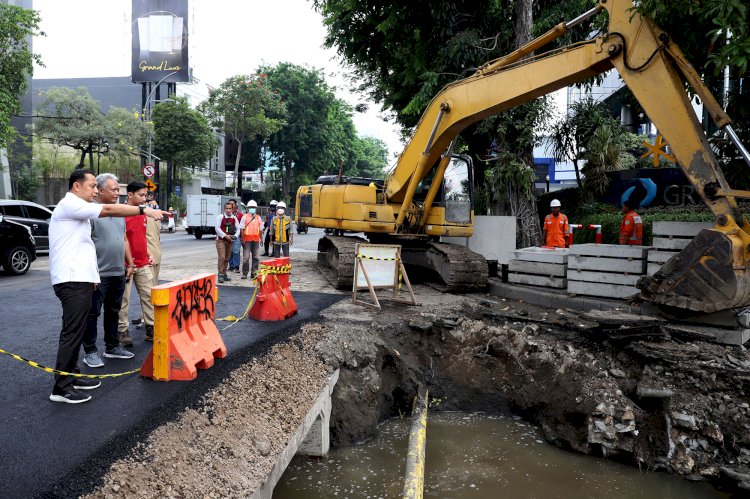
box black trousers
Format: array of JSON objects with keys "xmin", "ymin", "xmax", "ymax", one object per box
[
  {"xmin": 83, "ymin": 275, "xmax": 126, "ymax": 353},
  {"xmin": 263, "ymin": 231, "xmax": 271, "ymax": 254},
  {"xmin": 52, "ymin": 282, "xmax": 95, "ymax": 393}
]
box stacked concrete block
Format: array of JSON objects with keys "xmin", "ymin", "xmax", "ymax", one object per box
[
  {"xmin": 647, "ymin": 221, "xmax": 713, "ymax": 276},
  {"xmin": 507, "ymin": 247, "xmax": 568, "ymax": 288},
  {"xmin": 567, "ymin": 244, "xmax": 650, "ymax": 298}
]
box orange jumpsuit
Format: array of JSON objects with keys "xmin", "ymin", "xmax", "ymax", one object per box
[
  {"xmin": 619, "ymin": 211, "xmax": 643, "ymax": 245},
  {"xmin": 544, "ymin": 213, "xmax": 569, "ymax": 248}
]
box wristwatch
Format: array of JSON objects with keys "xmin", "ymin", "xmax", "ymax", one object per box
[{"xmin": 139, "ymin": 204, "xmax": 146, "ymax": 215}]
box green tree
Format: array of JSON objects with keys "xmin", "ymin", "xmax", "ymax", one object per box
[
  {"xmin": 351, "ymin": 136, "xmax": 388, "ymax": 178},
  {"xmin": 200, "ymin": 74, "xmax": 286, "ymax": 196},
  {"xmin": 0, "ymin": 4, "xmax": 42, "ymax": 149},
  {"xmin": 152, "ymin": 96, "xmax": 217, "ymax": 199},
  {"xmin": 33, "ymin": 87, "xmax": 148, "ymax": 168},
  {"xmin": 260, "ymin": 63, "xmax": 356, "ymax": 198},
  {"xmin": 550, "ymin": 98, "xmax": 621, "ymax": 188}
]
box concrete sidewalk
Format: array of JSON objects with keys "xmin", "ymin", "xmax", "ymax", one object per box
[{"xmin": 0, "ymin": 281, "xmax": 342, "ymax": 498}]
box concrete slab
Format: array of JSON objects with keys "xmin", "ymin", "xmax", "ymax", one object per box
[
  {"xmin": 648, "ymin": 249, "xmax": 676, "ymax": 264},
  {"xmin": 567, "ymin": 280, "xmax": 640, "ymax": 299},
  {"xmin": 508, "ymin": 273, "xmax": 567, "ymax": 288},
  {"xmin": 652, "ymin": 221, "xmax": 713, "ymax": 237},
  {"xmin": 567, "ymin": 270, "xmax": 640, "ymax": 286},
  {"xmin": 568, "ymin": 255, "xmax": 645, "ymax": 273},
  {"xmin": 443, "ymin": 215, "xmax": 517, "ymax": 264},
  {"xmin": 568, "ymin": 243, "xmax": 650, "ymax": 259},
  {"xmin": 653, "ymin": 237, "xmax": 690, "ymax": 250},
  {"xmin": 508, "ymin": 260, "xmax": 567, "ymax": 277},
  {"xmin": 647, "ymin": 262, "xmax": 663, "ymax": 276},
  {"xmin": 514, "ymin": 247, "xmax": 568, "ymax": 264}
]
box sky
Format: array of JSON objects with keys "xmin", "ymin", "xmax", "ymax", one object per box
[{"xmin": 32, "ymin": 0, "xmax": 404, "ymax": 159}]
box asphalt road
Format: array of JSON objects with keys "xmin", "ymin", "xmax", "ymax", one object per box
[{"xmin": 0, "ymin": 232, "xmax": 342, "ymax": 498}]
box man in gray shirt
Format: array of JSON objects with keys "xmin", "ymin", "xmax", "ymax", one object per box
[{"xmin": 82, "ymin": 173, "xmax": 136, "ymax": 367}]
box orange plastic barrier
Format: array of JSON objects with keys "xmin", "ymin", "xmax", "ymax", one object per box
[
  {"xmin": 141, "ymin": 273, "xmax": 228, "ymax": 381},
  {"xmin": 249, "ymin": 257, "xmax": 298, "ymax": 321}
]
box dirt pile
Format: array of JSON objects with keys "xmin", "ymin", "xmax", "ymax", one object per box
[
  {"xmin": 82, "ymin": 323, "xmax": 331, "ymax": 499},
  {"xmin": 319, "ymin": 295, "xmax": 750, "ymax": 493}
]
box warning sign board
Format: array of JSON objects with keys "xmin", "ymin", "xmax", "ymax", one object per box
[
  {"xmin": 145, "ymin": 179, "xmax": 157, "ymax": 192},
  {"xmin": 142, "ymin": 164, "xmax": 155, "ymax": 178},
  {"xmin": 352, "ymin": 243, "xmax": 416, "ymax": 310}
]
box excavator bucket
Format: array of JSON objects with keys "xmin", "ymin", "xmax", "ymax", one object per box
[{"xmin": 638, "ymin": 227, "xmax": 750, "ymax": 313}]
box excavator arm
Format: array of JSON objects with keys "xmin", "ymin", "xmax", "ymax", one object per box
[{"xmin": 380, "ymin": 0, "xmax": 750, "ymax": 313}]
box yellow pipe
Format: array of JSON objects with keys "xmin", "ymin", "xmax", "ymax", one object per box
[{"xmin": 402, "ymin": 386, "xmax": 428, "ymax": 499}]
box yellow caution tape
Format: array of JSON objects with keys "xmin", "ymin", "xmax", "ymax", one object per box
[
  {"xmin": 0, "ymin": 347, "xmax": 140, "ymax": 378},
  {"xmin": 217, "ymin": 263, "xmax": 292, "ymax": 329},
  {"xmin": 357, "ymin": 254, "xmax": 399, "ymax": 261}
]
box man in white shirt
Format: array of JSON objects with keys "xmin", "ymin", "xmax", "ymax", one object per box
[{"xmin": 49, "ymin": 169, "xmax": 163, "ymax": 404}]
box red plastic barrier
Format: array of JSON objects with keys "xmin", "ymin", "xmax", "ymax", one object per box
[
  {"xmin": 249, "ymin": 257, "xmax": 298, "ymax": 321},
  {"xmin": 141, "ymin": 273, "xmax": 227, "ymax": 381}
]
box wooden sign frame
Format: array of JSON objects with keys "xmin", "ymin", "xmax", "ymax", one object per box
[{"xmin": 352, "ymin": 243, "xmax": 417, "ymax": 310}]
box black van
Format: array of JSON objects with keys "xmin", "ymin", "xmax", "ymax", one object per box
[{"xmin": 0, "ymin": 214, "xmax": 36, "ymax": 275}]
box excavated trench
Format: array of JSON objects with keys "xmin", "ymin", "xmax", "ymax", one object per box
[{"xmin": 313, "ymin": 297, "xmax": 750, "ymax": 496}]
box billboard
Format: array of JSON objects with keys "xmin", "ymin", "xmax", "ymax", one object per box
[{"xmin": 132, "ymin": 0, "xmax": 189, "ymax": 83}]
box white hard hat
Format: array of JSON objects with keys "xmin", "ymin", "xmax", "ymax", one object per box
[
  {"xmin": 550, "ymin": 199, "xmax": 561, "ymax": 208},
  {"xmin": 276, "ymin": 201, "xmax": 286, "ymax": 209},
  {"xmin": 270, "ymin": 200, "xmax": 278, "ymax": 206},
  {"xmin": 248, "ymin": 200, "xmax": 257, "ymax": 207}
]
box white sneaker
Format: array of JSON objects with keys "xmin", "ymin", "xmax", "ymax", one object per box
[{"xmin": 83, "ymin": 352, "xmax": 104, "ymax": 368}]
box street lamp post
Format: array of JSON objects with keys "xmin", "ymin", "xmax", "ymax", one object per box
[{"xmin": 144, "ymin": 71, "xmax": 178, "ymax": 208}]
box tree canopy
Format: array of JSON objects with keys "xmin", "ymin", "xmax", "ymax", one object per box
[
  {"xmin": 0, "ymin": 4, "xmax": 42, "ymax": 149},
  {"xmin": 153, "ymin": 96, "xmax": 216, "ymax": 170},
  {"xmin": 200, "ymin": 74, "xmax": 286, "ymax": 196},
  {"xmin": 33, "ymin": 86, "xmax": 148, "ymax": 168}
]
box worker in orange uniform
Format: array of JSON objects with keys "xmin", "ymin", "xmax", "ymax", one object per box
[
  {"xmin": 238, "ymin": 200, "xmax": 263, "ymax": 279},
  {"xmin": 543, "ymin": 199, "xmax": 569, "ymax": 248},
  {"xmin": 619, "ymin": 199, "xmax": 643, "ymax": 245}
]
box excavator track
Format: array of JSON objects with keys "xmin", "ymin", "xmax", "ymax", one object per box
[
  {"xmin": 317, "ymin": 235, "xmax": 367, "ymax": 289},
  {"xmin": 400, "ymin": 241, "xmax": 488, "ymax": 293},
  {"xmin": 317, "ymin": 235, "xmax": 487, "ymax": 293}
]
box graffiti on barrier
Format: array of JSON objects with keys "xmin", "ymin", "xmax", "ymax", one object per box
[{"xmin": 171, "ymin": 278, "xmax": 215, "ymax": 330}]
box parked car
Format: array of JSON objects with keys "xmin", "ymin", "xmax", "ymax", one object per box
[
  {"xmin": 0, "ymin": 200, "xmax": 53, "ymax": 252},
  {"xmin": 0, "ymin": 214, "xmax": 36, "ymax": 275}
]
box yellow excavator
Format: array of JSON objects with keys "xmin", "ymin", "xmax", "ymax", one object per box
[{"xmin": 296, "ymin": 0, "xmax": 750, "ymax": 313}]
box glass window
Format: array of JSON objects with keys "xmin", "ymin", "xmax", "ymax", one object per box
[
  {"xmin": 25, "ymin": 206, "xmax": 52, "ymax": 220},
  {"xmin": 443, "ymin": 159, "xmax": 471, "ymax": 203},
  {"xmin": 1, "ymin": 204, "xmax": 24, "ymax": 217}
]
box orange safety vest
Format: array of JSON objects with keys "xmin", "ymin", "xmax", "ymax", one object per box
[
  {"xmin": 619, "ymin": 211, "xmax": 643, "ymax": 245},
  {"xmin": 272, "ymin": 215, "xmax": 291, "ymax": 244},
  {"xmin": 544, "ymin": 213, "xmax": 569, "ymax": 248},
  {"xmin": 242, "ymin": 214, "xmax": 263, "ymax": 242}
]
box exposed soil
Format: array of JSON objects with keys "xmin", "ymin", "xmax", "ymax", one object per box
[{"xmin": 82, "ymin": 245, "xmax": 750, "ymax": 497}]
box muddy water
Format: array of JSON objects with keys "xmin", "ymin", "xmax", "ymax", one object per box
[{"xmin": 274, "ymin": 412, "xmax": 725, "ymax": 498}]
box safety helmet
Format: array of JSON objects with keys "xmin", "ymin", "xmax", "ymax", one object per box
[
  {"xmin": 248, "ymin": 200, "xmax": 257, "ymax": 207},
  {"xmin": 276, "ymin": 201, "xmax": 286, "ymax": 209},
  {"xmin": 550, "ymin": 199, "xmax": 561, "ymax": 208},
  {"xmin": 270, "ymin": 200, "xmax": 278, "ymax": 206}
]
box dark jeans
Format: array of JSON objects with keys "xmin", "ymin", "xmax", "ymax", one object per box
[
  {"xmin": 52, "ymin": 282, "xmax": 94, "ymax": 394},
  {"xmin": 264, "ymin": 232, "xmax": 271, "ymax": 254},
  {"xmin": 273, "ymin": 243, "xmax": 290, "ymax": 257},
  {"xmin": 84, "ymin": 275, "xmax": 126, "ymax": 354}
]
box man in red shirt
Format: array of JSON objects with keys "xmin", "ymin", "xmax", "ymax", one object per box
[{"xmin": 118, "ymin": 181, "xmax": 157, "ymax": 344}]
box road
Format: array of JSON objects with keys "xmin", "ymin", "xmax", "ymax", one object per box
[{"xmin": 0, "ymin": 227, "xmax": 342, "ymax": 497}]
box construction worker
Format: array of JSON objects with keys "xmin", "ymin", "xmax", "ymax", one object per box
[
  {"xmin": 238, "ymin": 200, "xmax": 263, "ymax": 279},
  {"xmin": 543, "ymin": 199, "xmax": 569, "ymax": 248},
  {"xmin": 262, "ymin": 200, "xmax": 277, "ymax": 256},
  {"xmin": 619, "ymin": 199, "xmax": 643, "ymax": 245},
  {"xmin": 270, "ymin": 201, "xmax": 293, "ymax": 257}
]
